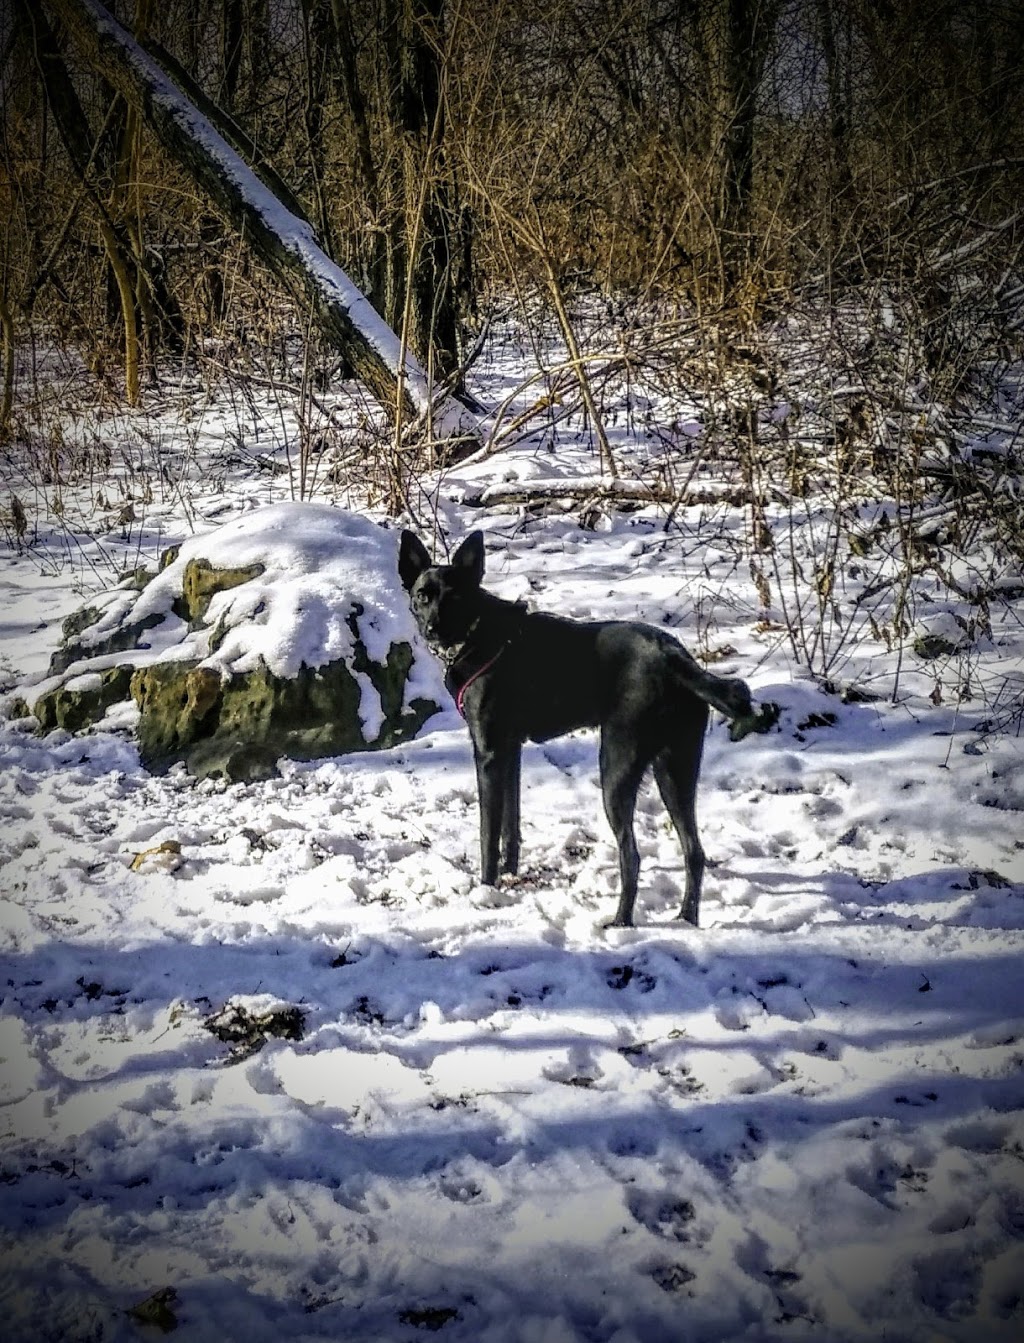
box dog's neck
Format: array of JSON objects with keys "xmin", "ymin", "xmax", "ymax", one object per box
[{"xmin": 437, "ymin": 591, "xmax": 526, "ymax": 671}]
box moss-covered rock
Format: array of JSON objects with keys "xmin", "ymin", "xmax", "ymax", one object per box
[
  {"xmin": 913, "ymin": 632, "xmax": 958, "ymax": 660},
  {"xmin": 61, "ymin": 605, "xmax": 104, "ymax": 644},
  {"xmin": 178, "ymin": 557, "xmax": 266, "ymax": 625},
  {"xmin": 34, "ymin": 665, "xmax": 135, "ymax": 733},
  {"xmin": 130, "ymin": 663, "xmax": 222, "ymax": 762},
  {"xmin": 49, "ymin": 608, "xmax": 165, "ymax": 677},
  {"xmin": 119, "ymin": 565, "xmax": 156, "ymax": 591},
  {"xmin": 131, "ymin": 642, "xmax": 434, "ymax": 782},
  {"xmin": 17, "ymin": 504, "xmax": 445, "ymax": 782}
]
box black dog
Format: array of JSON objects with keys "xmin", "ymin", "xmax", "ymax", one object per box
[{"xmin": 399, "ymin": 530, "xmax": 775, "ymax": 927}]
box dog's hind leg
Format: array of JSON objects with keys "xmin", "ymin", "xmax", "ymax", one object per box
[
  {"xmin": 600, "ymin": 726, "xmax": 648, "ymax": 927},
  {"xmin": 652, "ymin": 725, "xmax": 706, "ymax": 926}
]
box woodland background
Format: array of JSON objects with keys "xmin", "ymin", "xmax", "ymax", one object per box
[
  {"xmin": 1, "ymin": 0, "xmax": 1022, "ymax": 416},
  {"xmin": 2, "ymin": 10, "xmax": 1024, "ymax": 1337},
  {"xmin": 1, "ymin": 0, "xmax": 1023, "ymax": 674}
]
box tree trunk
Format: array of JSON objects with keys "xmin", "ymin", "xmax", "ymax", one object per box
[
  {"xmin": 0, "ymin": 290, "xmax": 15, "ymax": 439},
  {"xmin": 46, "ymin": 0, "xmax": 482, "ymax": 446},
  {"xmin": 696, "ymin": 0, "xmax": 778, "ymax": 301},
  {"xmin": 394, "ymin": 0, "xmax": 461, "ymax": 378},
  {"xmin": 816, "ymin": 0, "xmax": 853, "ymax": 207},
  {"xmin": 328, "ymin": 0, "xmax": 388, "ymax": 313},
  {"xmin": 18, "ymin": 0, "xmax": 142, "ymax": 402},
  {"xmin": 298, "ymin": 0, "xmax": 338, "ymax": 259}
]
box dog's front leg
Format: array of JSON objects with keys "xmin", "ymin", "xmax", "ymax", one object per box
[
  {"xmin": 500, "ymin": 742, "xmax": 522, "ymax": 876},
  {"xmin": 472, "ymin": 740, "xmax": 509, "ymax": 886}
]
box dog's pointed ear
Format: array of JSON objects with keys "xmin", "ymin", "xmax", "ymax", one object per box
[
  {"xmin": 398, "ymin": 530, "xmax": 432, "ymax": 590},
  {"xmin": 451, "ymin": 531, "xmax": 485, "ymax": 586}
]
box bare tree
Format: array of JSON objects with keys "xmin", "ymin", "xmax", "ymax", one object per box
[
  {"xmin": 695, "ymin": 0, "xmax": 780, "ymax": 300},
  {"xmin": 44, "ymin": 0, "xmax": 482, "ymax": 445},
  {"xmin": 16, "ymin": 0, "xmax": 147, "ymax": 402}
]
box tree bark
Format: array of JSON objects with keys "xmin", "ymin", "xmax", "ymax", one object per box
[
  {"xmin": 328, "ymin": 0, "xmax": 388, "ymax": 312},
  {"xmin": 17, "ymin": 0, "xmax": 142, "ymax": 402},
  {"xmin": 45, "ymin": 0, "xmax": 482, "ymax": 445},
  {"xmin": 816, "ymin": 0, "xmax": 853, "ymax": 206},
  {"xmin": 138, "ymin": 32, "xmax": 308, "ymax": 223},
  {"xmin": 696, "ymin": 0, "xmax": 778, "ymax": 299},
  {"xmin": 394, "ymin": 0, "xmax": 461, "ymax": 378},
  {"xmin": 0, "ymin": 290, "xmax": 15, "ymax": 438}
]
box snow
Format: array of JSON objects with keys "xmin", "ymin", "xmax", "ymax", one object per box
[{"xmin": 1, "ymin": 313, "xmax": 1023, "ymax": 1342}]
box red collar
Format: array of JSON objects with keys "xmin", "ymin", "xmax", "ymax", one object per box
[{"xmin": 454, "ymin": 645, "xmax": 506, "ymax": 717}]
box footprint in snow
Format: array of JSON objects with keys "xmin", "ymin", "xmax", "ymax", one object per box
[
  {"xmin": 713, "ymin": 988, "xmax": 766, "ymax": 1032},
  {"xmin": 215, "ymin": 885, "xmax": 280, "ymax": 905},
  {"xmin": 996, "ymin": 1190, "xmax": 1024, "ymax": 1239},
  {"xmin": 914, "ymin": 1248, "xmax": 981, "ymax": 1320},
  {"xmin": 626, "ymin": 1190, "xmax": 697, "ymax": 1242},
  {"xmin": 439, "ymin": 1172, "xmax": 486, "ymax": 1204},
  {"xmin": 944, "ymin": 1117, "xmax": 1011, "ymax": 1153},
  {"xmin": 650, "ymin": 1261, "xmax": 696, "ymax": 1294},
  {"xmin": 606, "ymin": 962, "xmax": 657, "ymax": 992}
]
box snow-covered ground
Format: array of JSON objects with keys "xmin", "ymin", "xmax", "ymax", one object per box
[{"xmin": 1, "ymin": 320, "xmax": 1023, "ymax": 1342}]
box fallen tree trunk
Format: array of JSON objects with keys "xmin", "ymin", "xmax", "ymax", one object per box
[
  {"xmin": 46, "ymin": 0, "xmax": 484, "ymax": 451},
  {"xmin": 136, "ymin": 31, "xmax": 312, "ymax": 232},
  {"xmin": 463, "ymin": 476, "xmax": 783, "ymax": 509}
]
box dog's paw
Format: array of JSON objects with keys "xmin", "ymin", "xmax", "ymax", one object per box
[
  {"xmin": 471, "ymin": 882, "xmax": 518, "ymax": 908},
  {"xmin": 728, "ymin": 701, "xmax": 780, "ymax": 742}
]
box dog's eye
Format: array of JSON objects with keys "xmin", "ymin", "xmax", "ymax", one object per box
[{"xmin": 413, "ymin": 580, "xmax": 441, "ymax": 613}]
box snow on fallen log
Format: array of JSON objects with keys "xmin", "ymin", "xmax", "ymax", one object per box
[
  {"xmin": 48, "ymin": 0, "xmax": 485, "ymax": 449},
  {"xmin": 464, "ymin": 475, "xmax": 787, "ymax": 509}
]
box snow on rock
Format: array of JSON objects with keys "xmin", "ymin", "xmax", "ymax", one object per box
[{"xmin": 60, "ymin": 502, "xmax": 432, "ymax": 679}]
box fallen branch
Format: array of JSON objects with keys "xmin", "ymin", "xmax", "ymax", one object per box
[{"xmin": 464, "ymin": 476, "xmax": 779, "ymax": 510}]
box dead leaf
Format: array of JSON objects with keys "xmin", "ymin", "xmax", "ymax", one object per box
[
  {"xmin": 127, "ymin": 1286, "xmax": 178, "ymax": 1332},
  {"xmin": 130, "ymin": 840, "xmax": 183, "ymax": 872}
]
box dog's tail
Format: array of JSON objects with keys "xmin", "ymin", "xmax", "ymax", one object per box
[
  {"xmin": 672, "ymin": 645, "xmax": 779, "ymax": 740},
  {"xmin": 685, "ymin": 664, "xmax": 753, "ymax": 720}
]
